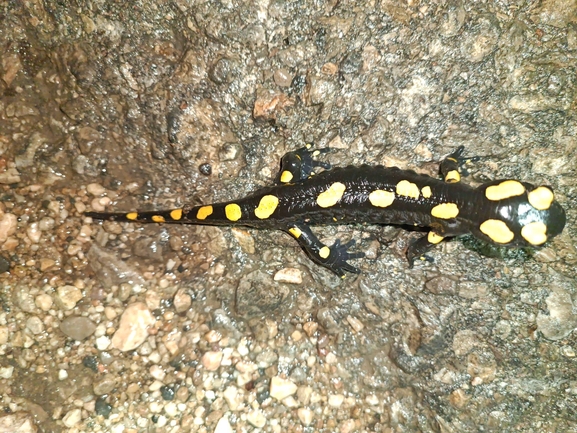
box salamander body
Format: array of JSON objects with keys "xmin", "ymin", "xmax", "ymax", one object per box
[{"xmin": 86, "ymin": 146, "xmax": 566, "ymax": 277}]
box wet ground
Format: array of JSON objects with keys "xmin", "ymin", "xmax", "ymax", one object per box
[{"xmin": 1, "ymin": 1, "xmax": 576, "ymax": 432}]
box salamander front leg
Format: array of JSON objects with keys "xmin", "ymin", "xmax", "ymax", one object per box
[
  {"xmin": 440, "ymin": 146, "xmax": 480, "ymax": 183},
  {"xmin": 276, "ymin": 144, "xmax": 332, "ymax": 184},
  {"xmin": 286, "ymin": 223, "xmax": 365, "ymax": 277},
  {"xmin": 406, "ymin": 231, "xmax": 445, "ymax": 268}
]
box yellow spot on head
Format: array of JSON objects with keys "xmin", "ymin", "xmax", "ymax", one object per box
[
  {"xmin": 480, "ymin": 219, "xmax": 514, "ymax": 244},
  {"xmin": 170, "ymin": 209, "xmax": 183, "ymax": 220},
  {"xmin": 254, "ymin": 195, "xmax": 279, "ymax": 219},
  {"xmin": 317, "ymin": 182, "xmax": 346, "ymax": 208},
  {"xmin": 280, "ymin": 170, "xmax": 293, "ymax": 183},
  {"xmin": 126, "ymin": 212, "xmax": 138, "ymax": 220},
  {"xmin": 225, "ymin": 203, "xmax": 242, "ymax": 221},
  {"xmin": 289, "ymin": 227, "xmax": 302, "ymax": 238},
  {"xmin": 196, "ymin": 205, "xmax": 213, "ymax": 220},
  {"xmin": 396, "ymin": 180, "xmax": 420, "ymax": 199},
  {"xmin": 421, "ymin": 186, "xmax": 432, "ymax": 199},
  {"xmin": 368, "ymin": 190, "xmax": 395, "ymax": 208},
  {"xmin": 445, "ymin": 170, "xmax": 461, "ymax": 183},
  {"xmin": 152, "ymin": 215, "xmax": 166, "ymax": 223},
  {"xmin": 427, "ymin": 232, "xmax": 444, "ymax": 244},
  {"xmin": 528, "ymin": 186, "xmax": 554, "ymax": 210},
  {"xmin": 431, "ymin": 203, "xmax": 459, "ymax": 219},
  {"xmin": 319, "ymin": 246, "xmax": 330, "ymax": 259},
  {"xmin": 485, "ymin": 180, "xmax": 525, "ymax": 201},
  {"xmin": 521, "ymin": 222, "xmax": 548, "ymax": 245}
]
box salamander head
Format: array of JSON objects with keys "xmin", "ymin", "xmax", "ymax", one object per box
[{"xmin": 474, "ymin": 180, "xmax": 566, "ymax": 247}]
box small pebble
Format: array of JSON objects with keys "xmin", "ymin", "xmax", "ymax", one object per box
[
  {"xmin": 34, "ymin": 293, "xmax": 54, "ymax": 311},
  {"xmin": 273, "ymin": 268, "xmax": 303, "ymax": 284},
  {"xmin": 26, "ymin": 316, "xmax": 44, "ymax": 334},
  {"xmin": 0, "ymin": 213, "xmax": 17, "ymax": 243},
  {"xmin": 214, "ymin": 416, "xmax": 233, "ymax": 433},
  {"xmin": 328, "ymin": 394, "xmax": 344, "ymax": 407},
  {"xmin": 201, "ymin": 351, "xmax": 223, "ymax": 371},
  {"xmin": 60, "ymin": 316, "xmax": 96, "ymax": 340},
  {"xmin": 26, "ymin": 222, "xmax": 41, "ymax": 243},
  {"xmin": 111, "ymin": 302, "xmax": 155, "ymax": 351},
  {"xmin": 56, "ymin": 285, "xmax": 83, "ymax": 310},
  {"xmin": 246, "ymin": 409, "xmax": 266, "ymax": 428},
  {"xmin": 270, "ymin": 376, "xmax": 298, "ymax": 401},
  {"xmin": 173, "ymin": 289, "xmax": 192, "ymax": 313},
  {"xmin": 297, "ymin": 408, "xmax": 313, "ymax": 426},
  {"xmin": 62, "ymin": 408, "xmax": 82, "ymax": 427},
  {"xmin": 87, "ymin": 183, "xmax": 106, "ymax": 196}
]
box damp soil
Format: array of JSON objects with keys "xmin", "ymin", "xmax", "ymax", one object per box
[{"xmin": 1, "ymin": 1, "xmax": 576, "ymax": 432}]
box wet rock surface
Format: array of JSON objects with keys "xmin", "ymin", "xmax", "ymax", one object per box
[{"xmin": 1, "ymin": 1, "xmax": 576, "ymax": 432}]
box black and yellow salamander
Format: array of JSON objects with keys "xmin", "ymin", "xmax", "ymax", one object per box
[{"xmin": 86, "ymin": 146, "xmax": 566, "ymax": 277}]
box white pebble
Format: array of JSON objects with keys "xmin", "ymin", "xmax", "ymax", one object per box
[
  {"xmin": 0, "ymin": 366, "xmax": 14, "ymax": 379},
  {"xmin": 201, "ymin": 351, "xmax": 223, "ymax": 371},
  {"xmin": 56, "ymin": 285, "xmax": 83, "ymax": 310},
  {"xmin": 297, "ymin": 408, "xmax": 313, "ymax": 426},
  {"xmin": 246, "ymin": 409, "xmax": 266, "ymax": 428},
  {"xmin": 95, "ymin": 336, "xmax": 111, "ymax": 350},
  {"xmin": 58, "ymin": 369, "xmax": 68, "ymax": 380},
  {"xmin": 62, "ymin": 408, "xmax": 82, "ymax": 427},
  {"xmin": 26, "ymin": 222, "xmax": 41, "ymax": 243},
  {"xmin": 328, "ymin": 394, "xmax": 344, "ymax": 407},
  {"xmin": 215, "ymin": 415, "xmax": 233, "ymax": 433},
  {"xmin": 273, "ymin": 267, "xmax": 303, "ymax": 284},
  {"xmin": 270, "ymin": 376, "xmax": 298, "ymax": 401},
  {"xmin": 87, "ymin": 183, "xmax": 106, "ymax": 196}
]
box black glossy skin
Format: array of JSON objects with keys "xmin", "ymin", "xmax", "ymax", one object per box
[{"xmin": 86, "ymin": 147, "xmax": 566, "ymax": 277}]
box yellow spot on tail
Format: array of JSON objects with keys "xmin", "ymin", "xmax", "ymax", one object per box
[
  {"xmin": 280, "ymin": 170, "xmax": 293, "ymax": 183},
  {"xmin": 521, "ymin": 222, "xmax": 548, "ymax": 245},
  {"xmin": 485, "ymin": 180, "xmax": 525, "ymax": 201},
  {"xmin": 319, "ymin": 246, "xmax": 330, "ymax": 259},
  {"xmin": 170, "ymin": 209, "xmax": 183, "ymax": 220},
  {"xmin": 480, "ymin": 219, "xmax": 514, "ymax": 244},
  {"xmin": 126, "ymin": 212, "xmax": 138, "ymax": 220},
  {"xmin": 317, "ymin": 182, "xmax": 346, "ymax": 208},
  {"xmin": 225, "ymin": 203, "xmax": 242, "ymax": 221},
  {"xmin": 396, "ymin": 180, "xmax": 420, "ymax": 199},
  {"xmin": 421, "ymin": 186, "xmax": 432, "ymax": 199},
  {"xmin": 289, "ymin": 227, "xmax": 302, "ymax": 238},
  {"xmin": 152, "ymin": 215, "xmax": 166, "ymax": 223},
  {"xmin": 528, "ymin": 186, "xmax": 554, "ymax": 210},
  {"xmin": 196, "ymin": 205, "xmax": 213, "ymax": 220},
  {"xmin": 254, "ymin": 195, "xmax": 279, "ymax": 219},
  {"xmin": 428, "ymin": 232, "xmax": 444, "ymax": 244},
  {"xmin": 431, "ymin": 203, "xmax": 459, "ymax": 219},
  {"xmin": 368, "ymin": 190, "xmax": 395, "ymax": 208},
  {"xmin": 445, "ymin": 170, "xmax": 460, "ymax": 183}
]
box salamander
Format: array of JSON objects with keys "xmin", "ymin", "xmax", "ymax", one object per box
[{"xmin": 86, "ymin": 146, "xmax": 566, "ymax": 277}]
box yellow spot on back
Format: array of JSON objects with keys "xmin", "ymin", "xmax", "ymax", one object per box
[
  {"xmin": 428, "ymin": 232, "xmax": 444, "ymax": 244},
  {"xmin": 289, "ymin": 227, "xmax": 302, "ymax": 238},
  {"xmin": 196, "ymin": 205, "xmax": 213, "ymax": 220},
  {"xmin": 396, "ymin": 180, "xmax": 420, "ymax": 199},
  {"xmin": 170, "ymin": 209, "xmax": 183, "ymax": 220},
  {"xmin": 421, "ymin": 186, "xmax": 432, "ymax": 199},
  {"xmin": 368, "ymin": 190, "xmax": 395, "ymax": 208},
  {"xmin": 280, "ymin": 170, "xmax": 293, "ymax": 183},
  {"xmin": 528, "ymin": 186, "xmax": 554, "ymax": 210},
  {"xmin": 445, "ymin": 170, "xmax": 460, "ymax": 183},
  {"xmin": 480, "ymin": 219, "xmax": 514, "ymax": 244},
  {"xmin": 225, "ymin": 203, "xmax": 242, "ymax": 221},
  {"xmin": 319, "ymin": 246, "xmax": 330, "ymax": 259},
  {"xmin": 152, "ymin": 215, "xmax": 165, "ymax": 223},
  {"xmin": 431, "ymin": 203, "xmax": 459, "ymax": 219},
  {"xmin": 317, "ymin": 182, "xmax": 346, "ymax": 208},
  {"xmin": 126, "ymin": 212, "xmax": 138, "ymax": 220},
  {"xmin": 485, "ymin": 180, "xmax": 525, "ymax": 201},
  {"xmin": 521, "ymin": 222, "xmax": 548, "ymax": 245},
  {"xmin": 254, "ymin": 195, "xmax": 279, "ymax": 219}
]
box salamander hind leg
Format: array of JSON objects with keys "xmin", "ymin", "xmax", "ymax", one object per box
[
  {"xmin": 440, "ymin": 146, "xmax": 480, "ymax": 183},
  {"xmin": 286, "ymin": 223, "xmax": 365, "ymax": 278},
  {"xmin": 276, "ymin": 144, "xmax": 332, "ymax": 184},
  {"xmin": 406, "ymin": 231, "xmax": 445, "ymax": 268}
]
